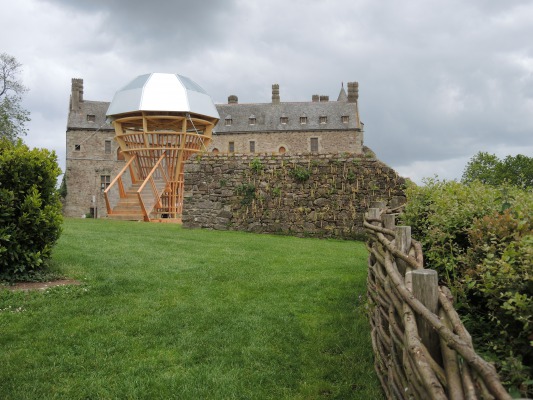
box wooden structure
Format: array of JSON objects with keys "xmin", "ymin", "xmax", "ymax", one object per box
[
  {"xmin": 103, "ymin": 73, "xmax": 219, "ymax": 221},
  {"xmin": 364, "ymin": 201, "xmax": 511, "ymax": 400}
]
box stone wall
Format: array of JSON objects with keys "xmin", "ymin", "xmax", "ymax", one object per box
[
  {"xmin": 182, "ymin": 153, "xmax": 406, "ymax": 239},
  {"xmin": 64, "ymin": 128, "xmax": 124, "ymax": 218},
  {"xmin": 209, "ymin": 129, "xmax": 363, "ymax": 155}
]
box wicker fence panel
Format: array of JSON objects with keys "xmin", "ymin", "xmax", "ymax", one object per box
[{"xmin": 364, "ymin": 202, "xmax": 513, "ymax": 400}]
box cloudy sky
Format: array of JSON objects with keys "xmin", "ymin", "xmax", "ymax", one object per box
[{"xmin": 3, "ymin": 0, "xmax": 533, "ymax": 183}]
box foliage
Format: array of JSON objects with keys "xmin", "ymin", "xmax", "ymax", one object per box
[
  {"xmin": 462, "ymin": 209, "xmax": 533, "ymax": 393},
  {"xmin": 235, "ymin": 182, "xmax": 256, "ymax": 205},
  {"xmin": 0, "ymin": 139, "xmax": 63, "ymax": 280},
  {"xmin": 58, "ymin": 174, "xmax": 67, "ymax": 199},
  {"xmin": 401, "ymin": 178, "xmax": 533, "ymax": 396},
  {"xmin": 0, "ymin": 219, "xmax": 383, "ymax": 399},
  {"xmin": 462, "ymin": 151, "xmax": 533, "ymax": 188},
  {"xmin": 0, "ymin": 53, "xmax": 30, "ymax": 143},
  {"xmin": 249, "ymin": 157, "xmax": 263, "ymax": 173},
  {"xmin": 291, "ymin": 165, "xmax": 311, "ymax": 182}
]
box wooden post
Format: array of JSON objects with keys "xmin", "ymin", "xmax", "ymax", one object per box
[
  {"xmin": 394, "ymin": 226, "xmax": 411, "ymax": 275},
  {"xmin": 409, "ymin": 269, "xmax": 441, "ymax": 364},
  {"xmin": 383, "ymin": 214, "xmax": 395, "ymax": 230},
  {"xmin": 366, "ymin": 208, "xmax": 381, "ymax": 227}
]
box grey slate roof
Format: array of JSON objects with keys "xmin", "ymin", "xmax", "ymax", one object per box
[
  {"xmin": 215, "ymin": 101, "xmax": 358, "ymax": 134},
  {"xmin": 68, "ymin": 99, "xmax": 358, "ymax": 133},
  {"xmin": 337, "ymin": 86, "xmax": 348, "ymax": 102}
]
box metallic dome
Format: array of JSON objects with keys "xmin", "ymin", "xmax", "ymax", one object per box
[{"xmin": 106, "ymin": 73, "xmax": 219, "ymax": 120}]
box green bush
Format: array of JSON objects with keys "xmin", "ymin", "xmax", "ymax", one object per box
[
  {"xmin": 0, "ymin": 139, "xmax": 63, "ymax": 280},
  {"xmin": 235, "ymin": 183, "xmax": 256, "ymax": 205},
  {"xmin": 291, "ymin": 165, "xmax": 311, "ymax": 182},
  {"xmin": 401, "ymin": 178, "xmax": 533, "ymax": 396}
]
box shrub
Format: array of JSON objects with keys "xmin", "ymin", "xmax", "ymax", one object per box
[
  {"xmin": 463, "ymin": 208, "xmax": 533, "ymax": 394},
  {"xmin": 250, "ymin": 157, "xmax": 263, "ymax": 173},
  {"xmin": 235, "ymin": 183, "xmax": 256, "ymax": 205},
  {"xmin": 400, "ymin": 179, "xmax": 501, "ymax": 288},
  {"xmin": 291, "ymin": 165, "xmax": 311, "ymax": 182},
  {"xmin": 0, "ymin": 139, "xmax": 63, "ymax": 280},
  {"xmin": 401, "ymin": 178, "xmax": 533, "ymax": 396}
]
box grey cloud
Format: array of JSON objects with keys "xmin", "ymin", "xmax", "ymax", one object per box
[
  {"xmin": 41, "ymin": 0, "xmax": 239, "ymax": 59},
  {"xmin": 8, "ymin": 0, "xmax": 533, "ymax": 182}
]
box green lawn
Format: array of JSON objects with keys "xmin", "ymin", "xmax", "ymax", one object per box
[{"xmin": 0, "ymin": 219, "xmax": 383, "ymax": 399}]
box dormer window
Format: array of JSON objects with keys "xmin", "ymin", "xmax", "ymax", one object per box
[
  {"xmin": 225, "ymin": 116, "xmax": 232, "ymax": 126},
  {"xmin": 280, "ymin": 116, "xmax": 288, "ymax": 124},
  {"xmin": 300, "ymin": 116, "xmax": 307, "ymax": 124},
  {"xmin": 341, "ymin": 115, "xmax": 349, "ymax": 123},
  {"xmin": 87, "ymin": 114, "xmax": 96, "ymax": 122},
  {"xmin": 249, "ymin": 115, "xmax": 256, "ymax": 125},
  {"xmin": 319, "ymin": 116, "xmax": 327, "ymax": 124}
]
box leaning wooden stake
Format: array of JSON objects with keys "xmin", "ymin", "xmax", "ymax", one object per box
[
  {"xmin": 395, "ymin": 226, "xmax": 411, "ymax": 276},
  {"xmin": 409, "ymin": 269, "xmax": 442, "ymax": 365}
]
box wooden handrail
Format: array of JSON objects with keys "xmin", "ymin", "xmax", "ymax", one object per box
[
  {"xmin": 103, "ymin": 155, "xmax": 137, "ymax": 214},
  {"xmin": 137, "ymin": 152, "xmax": 169, "ymax": 220}
]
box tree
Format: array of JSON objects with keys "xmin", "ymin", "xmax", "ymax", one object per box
[
  {"xmin": 461, "ymin": 152, "xmax": 501, "ymax": 185},
  {"xmin": 0, "ymin": 53, "xmax": 30, "ymax": 143},
  {"xmin": 462, "ymin": 151, "xmax": 533, "ymax": 188},
  {"xmin": 499, "ymin": 154, "xmax": 533, "ymax": 188}
]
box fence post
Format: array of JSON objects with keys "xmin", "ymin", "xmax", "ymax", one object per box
[
  {"xmin": 383, "ymin": 214, "xmax": 395, "ymax": 230},
  {"xmin": 410, "ymin": 269, "xmax": 441, "ymax": 364},
  {"xmin": 367, "ymin": 208, "xmax": 381, "ymax": 227},
  {"xmin": 394, "ymin": 226, "xmax": 411, "ymax": 275}
]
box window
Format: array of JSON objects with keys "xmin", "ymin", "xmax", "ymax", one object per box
[
  {"xmin": 249, "ymin": 115, "xmax": 256, "ymax": 125},
  {"xmin": 87, "ymin": 114, "xmax": 96, "ymax": 122},
  {"xmin": 229, "ymin": 142, "xmax": 235, "ymax": 153},
  {"xmin": 249, "ymin": 141, "xmax": 255, "ymax": 153},
  {"xmin": 225, "ymin": 116, "xmax": 232, "ymax": 126},
  {"xmin": 279, "ymin": 146, "xmax": 286, "ymax": 154},
  {"xmin": 310, "ymin": 138, "xmax": 319, "ymax": 152},
  {"xmin": 100, "ymin": 175, "xmax": 111, "ymax": 191},
  {"xmin": 300, "ymin": 116, "xmax": 307, "ymax": 124},
  {"xmin": 280, "ymin": 116, "xmax": 288, "ymax": 124},
  {"xmin": 74, "ymin": 144, "xmax": 81, "ymax": 151},
  {"xmin": 319, "ymin": 116, "xmax": 327, "ymax": 124},
  {"xmin": 105, "ymin": 140, "xmax": 111, "ymax": 154},
  {"xmin": 117, "ymin": 148, "xmax": 125, "ymax": 161},
  {"xmin": 341, "ymin": 115, "xmax": 349, "ymax": 123}
]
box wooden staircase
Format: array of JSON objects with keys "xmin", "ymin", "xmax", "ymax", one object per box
[{"xmin": 106, "ymin": 183, "xmax": 145, "ymax": 221}]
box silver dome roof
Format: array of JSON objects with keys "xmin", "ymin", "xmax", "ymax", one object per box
[{"xmin": 106, "ymin": 73, "xmax": 219, "ymax": 120}]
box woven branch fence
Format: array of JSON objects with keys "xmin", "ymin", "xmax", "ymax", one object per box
[{"xmin": 364, "ymin": 201, "xmax": 515, "ymax": 400}]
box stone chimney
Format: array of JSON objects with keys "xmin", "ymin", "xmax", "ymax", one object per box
[
  {"xmin": 228, "ymin": 95, "xmax": 238, "ymax": 104},
  {"xmin": 319, "ymin": 95, "xmax": 329, "ymax": 102},
  {"xmin": 312, "ymin": 94, "xmax": 319, "ymax": 102},
  {"xmin": 347, "ymin": 82, "xmax": 359, "ymax": 103},
  {"xmin": 70, "ymin": 78, "xmax": 84, "ymax": 111},
  {"xmin": 272, "ymin": 84, "xmax": 280, "ymax": 104}
]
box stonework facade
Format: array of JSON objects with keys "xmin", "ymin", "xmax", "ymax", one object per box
[
  {"xmin": 182, "ymin": 153, "xmax": 406, "ymax": 239},
  {"xmin": 64, "ymin": 79, "xmax": 365, "ymax": 218}
]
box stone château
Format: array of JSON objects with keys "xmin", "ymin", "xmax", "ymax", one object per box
[{"xmin": 64, "ymin": 78, "xmax": 365, "ymax": 219}]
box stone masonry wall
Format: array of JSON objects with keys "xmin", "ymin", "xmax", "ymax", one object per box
[
  {"xmin": 208, "ymin": 129, "xmax": 363, "ymax": 155},
  {"xmin": 182, "ymin": 153, "xmax": 406, "ymax": 239}
]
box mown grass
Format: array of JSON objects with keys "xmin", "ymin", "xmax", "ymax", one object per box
[{"xmin": 0, "ymin": 219, "xmax": 383, "ymax": 399}]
